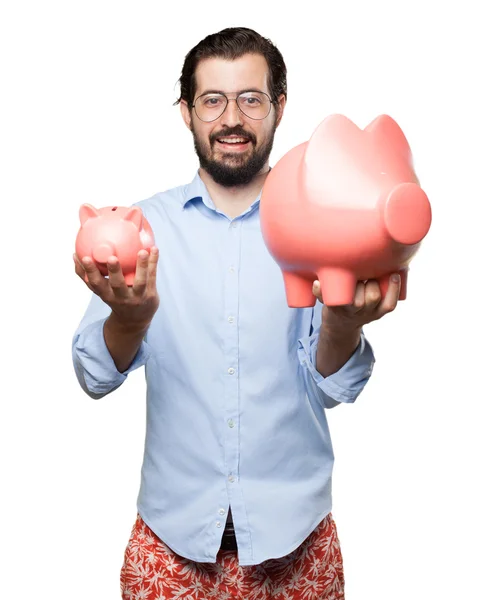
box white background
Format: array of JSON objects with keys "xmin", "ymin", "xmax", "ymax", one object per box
[{"xmin": 1, "ymin": 0, "xmax": 478, "ymax": 598}]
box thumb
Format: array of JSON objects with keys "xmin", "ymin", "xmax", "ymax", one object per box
[{"xmin": 312, "ymin": 280, "xmax": 323, "ymax": 303}]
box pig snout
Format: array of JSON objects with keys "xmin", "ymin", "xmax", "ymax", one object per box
[
  {"xmin": 384, "ymin": 182, "xmax": 432, "ymax": 245},
  {"xmin": 92, "ymin": 242, "xmax": 116, "ymax": 263}
]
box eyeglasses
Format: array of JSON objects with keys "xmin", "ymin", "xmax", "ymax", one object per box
[{"xmin": 191, "ymin": 91, "xmax": 275, "ymax": 122}]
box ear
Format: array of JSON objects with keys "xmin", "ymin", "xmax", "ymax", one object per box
[
  {"xmin": 304, "ymin": 114, "xmax": 360, "ymax": 162},
  {"xmin": 302, "ymin": 114, "xmax": 361, "ymax": 196},
  {"xmin": 274, "ymin": 94, "xmax": 286, "ymax": 128},
  {"xmin": 364, "ymin": 114, "xmax": 412, "ymax": 160},
  {"xmin": 180, "ymin": 99, "xmax": 193, "ymax": 131},
  {"xmin": 79, "ymin": 203, "xmax": 99, "ymax": 225},
  {"xmin": 123, "ymin": 206, "xmax": 143, "ymax": 230}
]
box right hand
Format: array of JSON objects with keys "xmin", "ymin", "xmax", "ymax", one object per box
[{"xmin": 73, "ymin": 248, "xmax": 160, "ymax": 329}]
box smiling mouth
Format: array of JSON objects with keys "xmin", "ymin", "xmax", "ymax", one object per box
[{"xmin": 215, "ymin": 136, "xmax": 251, "ymax": 146}]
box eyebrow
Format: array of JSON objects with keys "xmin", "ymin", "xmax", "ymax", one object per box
[{"xmin": 197, "ymin": 87, "xmax": 267, "ymax": 96}]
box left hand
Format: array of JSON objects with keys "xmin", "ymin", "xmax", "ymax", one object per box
[{"xmin": 313, "ymin": 274, "xmax": 401, "ymax": 334}]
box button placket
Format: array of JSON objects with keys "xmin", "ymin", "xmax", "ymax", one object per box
[{"xmin": 223, "ymin": 217, "xmax": 241, "ymax": 524}]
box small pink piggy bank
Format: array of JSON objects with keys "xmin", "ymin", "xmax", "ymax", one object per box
[
  {"xmin": 75, "ymin": 204, "xmax": 155, "ymax": 285},
  {"xmin": 260, "ymin": 114, "xmax": 432, "ymax": 307}
]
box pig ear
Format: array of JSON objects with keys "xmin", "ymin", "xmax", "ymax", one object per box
[
  {"xmin": 123, "ymin": 206, "xmax": 143, "ymax": 229},
  {"xmin": 302, "ymin": 115, "xmax": 361, "ymax": 193},
  {"xmin": 365, "ymin": 114, "xmax": 412, "ymax": 160},
  {"xmin": 79, "ymin": 203, "xmax": 100, "ymax": 225},
  {"xmin": 304, "ymin": 114, "xmax": 359, "ymax": 161}
]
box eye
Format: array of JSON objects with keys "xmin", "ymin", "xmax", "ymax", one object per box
[
  {"xmin": 238, "ymin": 92, "xmax": 265, "ymax": 107},
  {"xmin": 201, "ymin": 94, "xmax": 226, "ymax": 108}
]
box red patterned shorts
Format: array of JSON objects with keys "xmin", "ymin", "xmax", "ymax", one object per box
[{"xmin": 120, "ymin": 513, "xmax": 345, "ymax": 599}]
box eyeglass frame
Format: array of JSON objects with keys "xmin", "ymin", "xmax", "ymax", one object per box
[{"xmin": 190, "ymin": 89, "xmax": 277, "ymax": 122}]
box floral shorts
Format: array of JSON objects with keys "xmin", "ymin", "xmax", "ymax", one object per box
[{"xmin": 120, "ymin": 513, "xmax": 345, "ymax": 599}]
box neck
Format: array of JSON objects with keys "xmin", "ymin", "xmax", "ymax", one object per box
[{"xmin": 198, "ymin": 164, "xmax": 270, "ymax": 218}]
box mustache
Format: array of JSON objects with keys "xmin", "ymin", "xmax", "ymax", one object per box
[{"xmin": 210, "ymin": 127, "xmax": 256, "ymax": 145}]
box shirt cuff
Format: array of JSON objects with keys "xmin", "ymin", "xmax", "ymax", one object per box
[
  {"xmin": 298, "ymin": 329, "xmax": 375, "ymax": 405},
  {"xmin": 72, "ymin": 317, "xmax": 151, "ymax": 396}
]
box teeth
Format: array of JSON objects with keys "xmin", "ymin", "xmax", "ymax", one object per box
[{"xmin": 218, "ymin": 137, "xmax": 248, "ymax": 144}]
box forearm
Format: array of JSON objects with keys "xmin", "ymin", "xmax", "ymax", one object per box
[
  {"xmin": 103, "ymin": 312, "xmax": 151, "ymax": 373},
  {"xmin": 316, "ymin": 323, "xmax": 361, "ymax": 378}
]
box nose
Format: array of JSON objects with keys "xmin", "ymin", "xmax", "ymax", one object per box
[
  {"xmin": 219, "ymin": 98, "xmax": 244, "ymax": 128},
  {"xmin": 93, "ymin": 241, "xmax": 116, "ymax": 263}
]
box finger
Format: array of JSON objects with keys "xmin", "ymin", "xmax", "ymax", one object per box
[
  {"xmin": 364, "ymin": 279, "xmax": 382, "ymax": 310},
  {"xmin": 73, "ymin": 253, "xmax": 85, "ymax": 277},
  {"xmin": 377, "ymin": 273, "xmax": 401, "ymax": 316},
  {"xmin": 106, "ymin": 256, "xmax": 130, "ymax": 298},
  {"xmin": 80, "ymin": 256, "xmax": 110, "ymax": 296},
  {"xmin": 312, "ymin": 280, "xmax": 323, "ymax": 303},
  {"xmin": 73, "ymin": 254, "xmax": 94, "ymax": 290},
  {"xmin": 146, "ymin": 247, "xmax": 160, "ymax": 289},
  {"xmin": 73, "ymin": 253, "xmax": 85, "ymax": 274},
  {"xmin": 352, "ymin": 281, "xmax": 366, "ymax": 310},
  {"xmin": 132, "ymin": 249, "xmax": 150, "ymax": 295}
]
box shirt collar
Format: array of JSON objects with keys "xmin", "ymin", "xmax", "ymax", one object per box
[{"xmin": 182, "ymin": 170, "xmax": 264, "ymax": 211}]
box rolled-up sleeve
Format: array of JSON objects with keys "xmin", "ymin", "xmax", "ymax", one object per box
[
  {"xmin": 72, "ymin": 292, "xmax": 151, "ymax": 399},
  {"xmin": 298, "ymin": 301, "xmax": 375, "ymax": 409}
]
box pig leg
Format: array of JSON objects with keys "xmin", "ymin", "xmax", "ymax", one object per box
[
  {"xmin": 378, "ymin": 268, "xmax": 408, "ymax": 300},
  {"xmin": 398, "ymin": 268, "xmax": 408, "ymax": 300},
  {"xmin": 378, "ymin": 274, "xmax": 391, "ymax": 299},
  {"xmin": 282, "ymin": 270, "xmax": 316, "ymax": 308},
  {"xmin": 317, "ymin": 267, "xmax": 357, "ymax": 306},
  {"xmin": 124, "ymin": 272, "xmax": 136, "ymax": 286}
]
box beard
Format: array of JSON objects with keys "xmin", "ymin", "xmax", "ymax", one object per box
[{"xmin": 191, "ymin": 122, "xmax": 276, "ymax": 187}]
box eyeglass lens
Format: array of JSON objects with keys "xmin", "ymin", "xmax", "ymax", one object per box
[{"xmin": 195, "ymin": 92, "xmax": 271, "ymax": 121}]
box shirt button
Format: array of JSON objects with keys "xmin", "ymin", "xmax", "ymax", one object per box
[
  {"xmin": 228, "ymin": 475, "xmax": 235, "ymax": 483},
  {"xmin": 229, "ymin": 266, "xmax": 235, "ymax": 273},
  {"xmin": 228, "ymin": 368, "xmax": 235, "ymax": 375},
  {"xmin": 216, "ymin": 521, "xmax": 222, "ymax": 528},
  {"xmin": 228, "ymin": 419, "xmax": 235, "ymax": 428},
  {"xmin": 218, "ymin": 508, "xmax": 226, "ymax": 516},
  {"xmin": 227, "ymin": 316, "xmax": 234, "ymax": 323},
  {"xmin": 231, "ymin": 222, "xmax": 237, "ymax": 228}
]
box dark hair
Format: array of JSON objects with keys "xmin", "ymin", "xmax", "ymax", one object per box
[{"xmin": 174, "ymin": 27, "xmax": 287, "ymax": 107}]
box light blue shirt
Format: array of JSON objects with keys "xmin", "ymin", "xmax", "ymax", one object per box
[{"xmin": 72, "ymin": 171, "xmax": 375, "ymax": 566}]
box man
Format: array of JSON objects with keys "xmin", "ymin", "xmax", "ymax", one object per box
[{"xmin": 72, "ymin": 27, "xmax": 400, "ymax": 600}]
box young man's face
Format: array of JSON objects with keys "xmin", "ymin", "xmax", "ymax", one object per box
[{"xmin": 181, "ymin": 53, "xmax": 285, "ymax": 187}]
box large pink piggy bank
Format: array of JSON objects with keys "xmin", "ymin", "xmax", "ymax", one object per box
[
  {"xmin": 75, "ymin": 204, "xmax": 155, "ymax": 286},
  {"xmin": 260, "ymin": 114, "xmax": 432, "ymax": 307}
]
